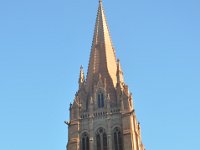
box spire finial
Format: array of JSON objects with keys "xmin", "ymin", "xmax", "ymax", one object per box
[{"xmin": 99, "ymin": 0, "xmax": 102, "ymax": 3}]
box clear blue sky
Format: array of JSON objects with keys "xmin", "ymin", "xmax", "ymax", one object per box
[{"xmin": 0, "ymin": 0, "xmax": 200, "ymax": 150}]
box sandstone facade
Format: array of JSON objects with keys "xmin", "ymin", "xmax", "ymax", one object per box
[{"xmin": 66, "ymin": 1, "xmax": 145, "ymax": 150}]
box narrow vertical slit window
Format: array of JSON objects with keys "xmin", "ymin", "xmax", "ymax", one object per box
[
  {"xmin": 97, "ymin": 134, "xmax": 101, "ymax": 150},
  {"xmin": 101, "ymin": 93, "xmax": 104, "ymax": 107},
  {"xmin": 113, "ymin": 127, "xmax": 123, "ymax": 150},
  {"xmin": 82, "ymin": 138, "xmax": 85, "ymax": 150},
  {"xmin": 97, "ymin": 92, "xmax": 104, "ymax": 108},
  {"xmin": 98, "ymin": 94, "xmax": 101, "ymax": 108},
  {"xmin": 81, "ymin": 132, "xmax": 89, "ymax": 150},
  {"xmin": 86, "ymin": 136, "xmax": 89, "ymax": 150},
  {"xmin": 103, "ymin": 132, "xmax": 107, "ymax": 149}
]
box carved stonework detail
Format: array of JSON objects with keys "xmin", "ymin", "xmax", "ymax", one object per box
[{"xmin": 66, "ymin": 1, "xmax": 145, "ymax": 150}]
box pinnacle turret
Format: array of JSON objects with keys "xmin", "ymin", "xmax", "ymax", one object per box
[
  {"xmin": 79, "ymin": 65, "xmax": 85, "ymax": 88},
  {"xmin": 117, "ymin": 59, "xmax": 124, "ymax": 85}
]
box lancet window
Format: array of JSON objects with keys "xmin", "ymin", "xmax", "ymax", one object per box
[
  {"xmin": 97, "ymin": 92, "xmax": 104, "ymax": 108},
  {"xmin": 113, "ymin": 127, "xmax": 123, "ymax": 150},
  {"xmin": 81, "ymin": 132, "xmax": 89, "ymax": 150},
  {"xmin": 96, "ymin": 128, "xmax": 107, "ymax": 150}
]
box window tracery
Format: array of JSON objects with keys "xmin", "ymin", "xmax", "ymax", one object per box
[
  {"xmin": 81, "ymin": 132, "xmax": 89, "ymax": 150},
  {"xmin": 96, "ymin": 128, "xmax": 107, "ymax": 150},
  {"xmin": 113, "ymin": 127, "xmax": 123, "ymax": 150}
]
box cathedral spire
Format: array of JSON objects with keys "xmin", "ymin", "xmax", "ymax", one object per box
[
  {"xmin": 67, "ymin": 2, "xmax": 146, "ymax": 150},
  {"xmin": 86, "ymin": 0, "xmax": 117, "ymax": 90}
]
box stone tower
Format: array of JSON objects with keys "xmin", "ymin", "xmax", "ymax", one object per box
[{"xmin": 66, "ymin": 1, "xmax": 145, "ymax": 150}]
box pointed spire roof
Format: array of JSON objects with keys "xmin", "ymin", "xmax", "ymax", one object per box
[{"xmin": 86, "ymin": 1, "xmax": 117, "ymax": 90}]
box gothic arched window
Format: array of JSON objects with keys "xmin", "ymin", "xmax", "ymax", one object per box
[
  {"xmin": 97, "ymin": 92, "xmax": 104, "ymax": 108},
  {"xmin": 96, "ymin": 128, "xmax": 107, "ymax": 150},
  {"xmin": 113, "ymin": 127, "xmax": 123, "ymax": 150},
  {"xmin": 81, "ymin": 132, "xmax": 89, "ymax": 150}
]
